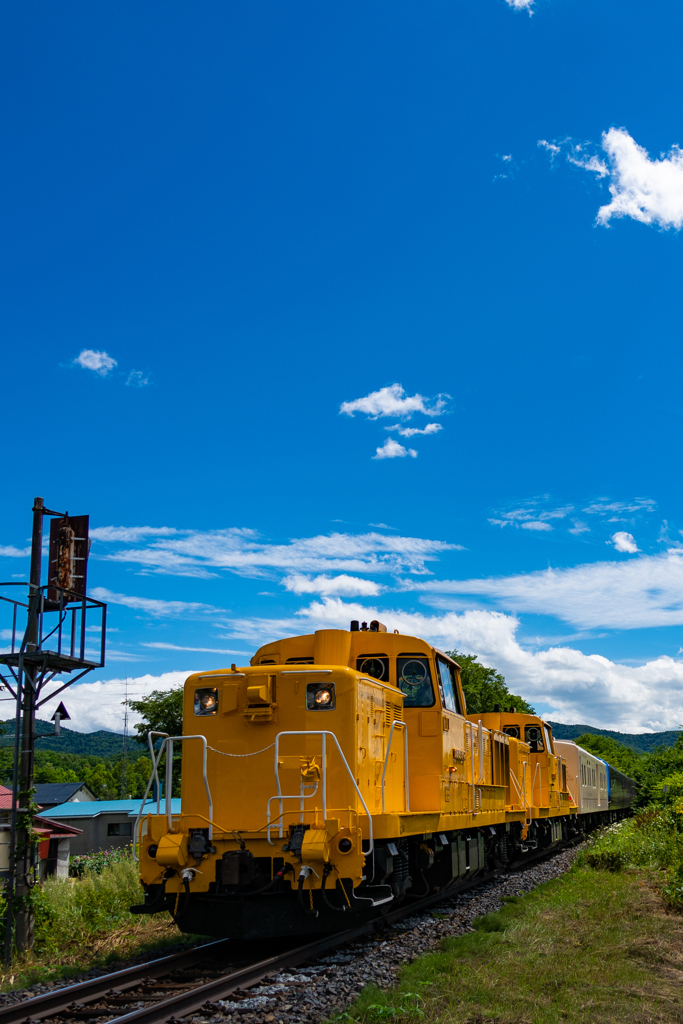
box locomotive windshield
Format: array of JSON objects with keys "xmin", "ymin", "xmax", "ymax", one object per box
[
  {"xmin": 524, "ymin": 725, "xmax": 544, "ymax": 752},
  {"xmin": 436, "ymin": 658, "xmax": 461, "ymax": 714},
  {"xmin": 396, "ymin": 656, "xmax": 435, "ymax": 707}
]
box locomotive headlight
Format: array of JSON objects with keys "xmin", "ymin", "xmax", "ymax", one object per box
[
  {"xmin": 194, "ymin": 686, "xmax": 219, "ymax": 716},
  {"xmin": 306, "ymin": 682, "xmax": 336, "ymax": 709}
]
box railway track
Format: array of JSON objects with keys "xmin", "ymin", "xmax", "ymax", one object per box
[{"xmin": 0, "ymin": 844, "xmax": 580, "ymax": 1024}]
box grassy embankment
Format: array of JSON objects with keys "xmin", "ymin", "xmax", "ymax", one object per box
[
  {"xmin": 0, "ymin": 854, "xmax": 200, "ymax": 991},
  {"xmin": 336, "ymin": 808, "xmax": 683, "ymax": 1024}
]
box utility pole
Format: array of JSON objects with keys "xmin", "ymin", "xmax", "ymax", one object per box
[{"xmin": 14, "ymin": 498, "xmax": 44, "ymax": 951}]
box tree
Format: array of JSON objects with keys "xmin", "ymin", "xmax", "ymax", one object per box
[
  {"xmin": 446, "ymin": 650, "xmax": 535, "ymax": 716},
  {"xmin": 128, "ymin": 687, "xmax": 184, "ymax": 743},
  {"xmin": 128, "ymin": 687, "xmax": 184, "ymax": 797}
]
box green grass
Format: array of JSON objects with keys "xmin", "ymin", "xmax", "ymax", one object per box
[
  {"xmin": 577, "ymin": 808, "xmax": 683, "ymax": 909},
  {"xmin": 0, "ymin": 855, "xmax": 203, "ymax": 991},
  {"xmin": 333, "ymin": 863, "xmax": 683, "ymax": 1024}
]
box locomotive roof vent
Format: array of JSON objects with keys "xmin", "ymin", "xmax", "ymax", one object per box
[{"xmin": 369, "ymin": 620, "xmax": 387, "ymax": 632}]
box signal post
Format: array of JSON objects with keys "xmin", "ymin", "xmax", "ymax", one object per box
[{"xmin": 0, "ymin": 498, "xmax": 107, "ymax": 956}]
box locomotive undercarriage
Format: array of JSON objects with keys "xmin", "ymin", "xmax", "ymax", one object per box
[{"xmin": 133, "ymin": 817, "xmax": 581, "ymax": 940}]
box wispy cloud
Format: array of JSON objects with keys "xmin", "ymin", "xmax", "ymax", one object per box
[
  {"xmin": 0, "ymin": 545, "xmax": 31, "ymax": 558},
  {"xmin": 610, "ymin": 531, "xmax": 639, "ymax": 554},
  {"xmin": 95, "ymin": 527, "xmax": 461, "ymax": 578},
  {"xmin": 340, "ymin": 384, "xmax": 448, "ymax": 420},
  {"xmin": 142, "ymin": 642, "xmax": 251, "ymax": 654},
  {"xmin": 74, "ymin": 349, "xmax": 117, "ymax": 376},
  {"xmin": 386, "ymin": 423, "xmax": 443, "ymax": 438},
  {"xmin": 540, "ymin": 129, "xmax": 683, "ymax": 230},
  {"xmin": 90, "ymin": 526, "xmax": 181, "ymax": 543},
  {"xmin": 373, "ymin": 438, "xmax": 418, "ymax": 460},
  {"xmin": 89, "ymin": 587, "xmax": 217, "ymax": 617},
  {"xmin": 489, "ymin": 499, "xmax": 573, "ymax": 532},
  {"xmin": 404, "ymin": 549, "xmax": 683, "ymax": 630},
  {"xmin": 282, "ymin": 574, "xmax": 384, "ymax": 597},
  {"xmin": 126, "ymin": 370, "xmax": 150, "ymax": 388},
  {"xmin": 582, "ymin": 498, "xmax": 656, "ymax": 516}
]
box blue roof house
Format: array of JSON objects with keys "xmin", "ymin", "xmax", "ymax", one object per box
[{"xmin": 48, "ymin": 799, "xmax": 182, "ymax": 856}]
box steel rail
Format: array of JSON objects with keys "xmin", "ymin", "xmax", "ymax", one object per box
[{"xmin": 0, "ymin": 938, "xmax": 231, "ymax": 1024}]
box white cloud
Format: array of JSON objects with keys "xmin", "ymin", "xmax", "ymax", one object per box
[
  {"xmin": 340, "ymin": 384, "xmax": 448, "ymax": 420},
  {"xmin": 0, "ymin": 545, "xmax": 30, "ymax": 557},
  {"xmin": 610, "ymin": 531, "xmax": 639, "ymax": 554},
  {"xmin": 74, "ymin": 349, "xmax": 117, "ymax": 376},
  {"xmin": 505, "ymin": 0, "xmax": 534, "ymax": 12},
  {"xmin": 142, "ymin": 643, "xmax": 251, "ymax": 654},
  {"xmin": 386, "ymin": 423, "xmax": 443, "ymax": 438},
  {"xmin": 98, "ymin": 527, "xmax": 460, "ymax": 578},
  {"xmin": 521, "ymin": 521, "xmax": 552, "ymax": 532},
  {"xmin": 89, "ymin": 587, "xmax": 216, "ymax": 617},
  {"xmin": 596, "ymin": 128, "xmax": 683, "ymax": 228},
  {"xmin": 373, "ymin": 438, "xmax": 418, "ymax": 460},
  {"xmin": 568, "ymin": 521, "xmax": 590, "ymax": 535},
  {"xmin": 90, "ymin": 526, "xmax": 180, "ymax": 543},
  {"xmin": 38, "ymin": 671, "xmax": 191, "ymax": 734},
  {"xmin": 405, "ymin": 549, "xmax": 683, "ymax": 630},
  {"xmin": 540, "ymin": 128, "xmax": 683, "ymax": 230},
  {"xmin": 282, "ymin": 574, "xmax": 383, "ymax": 597},
  {"xmin": 126, "ymin": 370, "xmax": 150, "ymax": 388},
  {"xmin": 216, "ymin": 597, "xmax": 683, "ymax": 731}
]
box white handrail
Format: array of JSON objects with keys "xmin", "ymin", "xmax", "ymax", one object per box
[
  {"xmin": 381, "ymin": 720, "xmax": 409, "ymax": 812},
  {"xmin": 132, "ymin": 730, "xmax": 169, "ymax": 860},
  {"xmin": 132, "ymin": 733, "xmax": 213, "ymax": 859},
  {"xmin": 268, "ymin": 730, "xmax": 374, "ymax": 855}
]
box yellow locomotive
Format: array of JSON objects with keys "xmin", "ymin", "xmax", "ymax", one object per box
[{"xmin": 132, "ymin": 621, "xmax": 610, "ymax": 938}]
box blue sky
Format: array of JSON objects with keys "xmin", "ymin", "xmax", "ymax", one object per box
[{"xmin": 2, "ymin": 0, "xmax": 683, "ymax": 735}]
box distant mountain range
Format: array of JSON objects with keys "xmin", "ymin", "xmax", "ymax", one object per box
[
  {"xmin": 0, "ymin": 719, "xmax": 144, "ymax": 758},
  {"xmin": 0, "ymin": 717, "xmax": 679, "ymax": 759},
  {"xmin": 547, "ymin": 721, "xmax": 681, "ymax": 753}
]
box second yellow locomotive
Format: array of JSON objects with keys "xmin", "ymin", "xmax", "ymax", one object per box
[{"xmin": 132, "ymin": 621, "xmax": 600, "ymax": 937}]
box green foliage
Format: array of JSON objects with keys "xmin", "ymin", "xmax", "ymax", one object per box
[
  {"xmin": 548, "ymin": 720, "xmax": 682, "ymax": 753},
  {"xmin": 69, "ymin": 846, "xmax": 133, "ymax": 877},
  {"xmin": 33, "ymin": 854, "xmax": 148, "ymax": 954},
  {"xmin": 0, "ymin": 719, "xmax": 146, "ymax": 757},
  {"xmin": 0, "ymin": 748, "xmax": 152, "ymax": 800},
  {"xmin": 128, "ymin": 687, "xmax": 183, "ymax": 742},
  {"xmin": 573, "ymin": 732, "xmax": 642, "ymax": 776},
  {"xmin": 446, "ymin": 649, "xmax": 535, "ymax": 715},
  {"xmin": 128, "ymin": 686, "xmax": 184, "ymax": 796},
  {"xmin": 578, "ymin": 808, "xmax": 683, "ymax": 909}
]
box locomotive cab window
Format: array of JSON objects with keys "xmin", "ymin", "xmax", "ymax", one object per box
[
  {"xmin": 524, "ymin": 725, "xmax": 544, "ymax": 752},
  {"xmin": 356, "ymin": 656, "xmax": 389, "ymax": 681},
  {"xmin": 194, "ymin": 687, "xmax": 219, "ymax": 716},
  {"xmin": 503, "ymin": 725, "xmax": 520, "ymax": 739},
  {"xmin": 436, "ymin": 658, "xmax": 461, "ymax": 714},
  {"xmin": 396, "ymin": 656, "xmax": 435, "ymax": 708}
]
